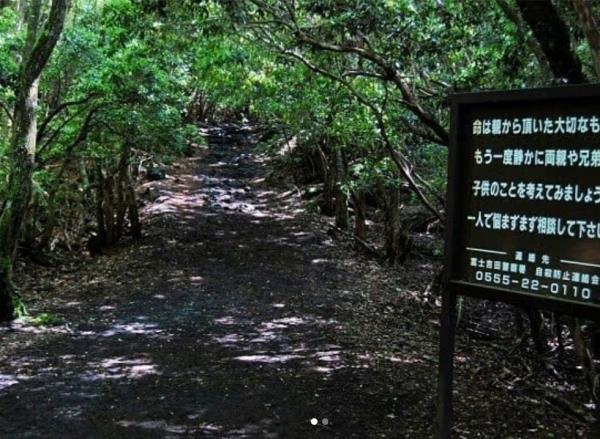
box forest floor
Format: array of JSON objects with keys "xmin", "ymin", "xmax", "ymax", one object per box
[{"xmin": 0, "ymin": 125, "xmax": 595, "ymax": 438}]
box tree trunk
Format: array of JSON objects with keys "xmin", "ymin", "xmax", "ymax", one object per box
[
  {"xmin": 39, "ymin": 155, "xmax": 77, "ymax": 251},
  {"xmin": 323, "ymin": 172, "xmax": 336, "ymax": 216},
  {"xmin": 516, "ymin": 0, "xmax": 587, "ymax": 83},
  {"xmin": 566, "ymin": 318, "xmax": 599, "ymax": 413},
  {"xmin": 333, "ymin": 148, "xmax": 349, "ymax": 230},
  {"xmin": 495, "ymin": 0, "xmax": 553, "ymax": 81},
  {"xmin": 116, "ymin": 143, "xmax": 142, "ymax": 240},
  {"xmin": 317, "ymin": 144, "xmax": 335, "ymax": 216},
  {"xmin": 115, "ymin": 148, "xmax": 129, "ymax": 240},
  {"xmin": 524, "ymin": 306, "xmax": 549, "ymax": 355},
  {"xmin": 0, "ymin": 78, "xmax": 38, "ymax": 321},
  {"xmin": 0, "ymin": 0, "xmax": 71, "ymax": 321},
  {"xmin": 94, "ymin": 161, "xmax": 107, "ymax": 246},
  {"xmin": 334, "ymin": 186, "xmax": 348, "ymax": 229},
  {"xmin": 122, "ymin": 144, "xmax": 142, "ymax": 239},
  {"xmin": 381, "ymin": 187, "xmax": 411, "ymax": 265},
  {"xmin": 38, "ymin": 108, "xmax": 97, "ymax": 250},
  {"xmin": 571, "ymin": 0, "xmax": 600, "ymax": 78},
  {"xmin": 351, "ymin": 191, "xmax": 367, "ymax": 241},
  {"xmin": 22, "ymin": 192, "xmax": 39, "ymax": 250},
  {"xmin": 103, "ymin": 173, "xmax": 115, "ymax": 246},
  {"xmin": 126, "ymin": 184, "xmax": 141, "ymax": 239}
]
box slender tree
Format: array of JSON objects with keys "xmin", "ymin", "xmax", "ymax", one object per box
[{"xmin": 0, "ymin": 0, "xmax": 71, "ymax": 322}]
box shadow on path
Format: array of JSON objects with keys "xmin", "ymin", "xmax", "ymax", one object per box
[{"xmin": 0, "ymin": 125, "xmax": 435, "ymax": 438}]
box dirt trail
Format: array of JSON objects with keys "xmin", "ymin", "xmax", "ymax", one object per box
[{"xmin": 0, "ymin": 126, "xmax": 590, "ymax": 438}]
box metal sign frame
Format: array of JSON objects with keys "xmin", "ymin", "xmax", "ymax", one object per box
[{"xmin": 437, "ymin": 84, "xmax": 600, "ymax": 439}]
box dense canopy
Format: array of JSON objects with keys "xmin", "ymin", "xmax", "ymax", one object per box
[{"xmin": 0, "ymin": 0, "xmax": 599, "ymax": 437}]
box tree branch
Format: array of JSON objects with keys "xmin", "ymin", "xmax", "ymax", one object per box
[
  {"xmin": 282, "ymin": 49, "xmax": 443, "ymax": 221},
  {"xmin": 293, "ymin": 30, "xmax": 449, "ymax": 145},
  {"xmin": 22, "ymin": 0, "xmax": 71, "ymax": 90},
  {"xmin": 37, "ymin": 93, "xmax": 101, "ymax": 143},
  {"xmin": 36, "ymin": 106, "xmax": 99, "ymax": 169}
]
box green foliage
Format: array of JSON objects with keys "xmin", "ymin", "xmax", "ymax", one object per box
[
  {"xmin": 0, "ymin": 7, "xmax": 21, "ymax": 95},
  {"xmin": 304, "ymin": 199, "xmax": 321, "ymax": 214},
  {"xmin": 29, "ymin": 312, "xmax": 65, "ymax": 327},
  {"xmin": 0, "ymin": 0, "xmax": 598, "ymax": 305},
  {"xmin": 187, "ymin": 0, "xmax": 571, "ymax": 215},
  {"xmin": 11, "ymin": 295, "xmax": 27, "ymax": 319}
]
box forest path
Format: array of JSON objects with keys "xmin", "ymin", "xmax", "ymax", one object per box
[
  {"xmin": 0, "ymin": 126, "xmax": 583, "ymax": 438},
  {"xmin": 0, "ymin": 125, "xmax": 438, "ymax": 438}
]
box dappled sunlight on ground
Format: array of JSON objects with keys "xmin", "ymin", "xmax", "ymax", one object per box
[
  {"xmin": 115, "ymin": 417, "xmax": 280, "ymax": 438},
  {"xmin": 97, "ymin": 321, "xmax": 165, "ymax": 338},
  {"xmin": 0, "ymin": 374, "xmax": 19, "ymax": 390},
  {"xmin": 83, "ymin": 356, "xmax": 161, "ymax": 381},
  {"xmin": 0, "ymin": 124, "xmax": 511, "ymax": 438},
  {"xmin": 233, "ymin": 354, "xmax": 305, "ymax": 364},
  {"xmin": 207, "ymin": 312, "xmax": 352, "ymax": 373}
]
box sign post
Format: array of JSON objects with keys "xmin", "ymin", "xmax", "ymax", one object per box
[
  {"xmin": 438, "ymin": 84, "xmax": 600, "ymax": 437},
  {"xmin": 436, "ymin": 288, "xmax": 456, "ymax": 439}
]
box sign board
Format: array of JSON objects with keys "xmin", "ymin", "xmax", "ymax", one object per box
[
  {"xmin": 446, "ymin": 84, "xmax": 600, "ymax": 321},
  {"xmin": 438, "ymin": 84, "xmax": 600, "ymax": 439}
]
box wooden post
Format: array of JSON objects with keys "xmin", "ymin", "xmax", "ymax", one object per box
[{"xmin": 436, "ymin": 288, "xmax": 457, "ymax": 439}]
